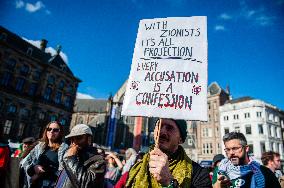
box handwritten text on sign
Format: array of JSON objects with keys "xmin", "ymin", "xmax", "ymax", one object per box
[{"xmin": 122, "ymin": 17, "xmax": 208, "ymax": 121}]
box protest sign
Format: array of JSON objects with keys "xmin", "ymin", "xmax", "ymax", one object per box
[{"xmin": 122, "ymin": 16, "xmax": 208, "ymax": 121}]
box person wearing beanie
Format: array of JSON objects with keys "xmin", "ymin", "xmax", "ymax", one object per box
[{"xmin": 126, "ymin": 118, "xmax": 211, "ymax": 188}]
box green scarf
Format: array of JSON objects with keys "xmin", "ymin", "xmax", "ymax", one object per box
[{"xmin": 126, "ymin": 146, "xmax": 192, "ymax": 188}]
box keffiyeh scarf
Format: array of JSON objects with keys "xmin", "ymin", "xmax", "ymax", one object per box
[{"xmin": 218, "ymin": 157, "xmax": 265, "ymax": 188}]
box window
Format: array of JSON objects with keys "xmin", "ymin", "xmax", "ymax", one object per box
[
  {"xmin": 50, "ymin": 115, "xmax": 57, "ymax": 121},
  {"xmin": 64, "ymin": 96, "xmax": 72, "ymax": 108},
  {"xmin": 7, "ymin": 104, "xmax": 17, "ymax": 113},
  {"xmin": 67, "ymin": 84, "xmax": 74, "ymax": 93},
  {"xmin": 18, "ymin": 123, "xmax": 25, "ymax": 136},
  {"xmin": 245, "ymin": 125, "xmax": 252, "ymax": 134},
  {"xmin": 4, "ymin": 120, "xmax": 12, "ymax": 134},
  {"xmin": 248, "ymin": 144, "xmax": 254, "ymax": 154},
  {"xmin": 268, "ymin": 124, "xmax": 272, "ymax": 136},
  {"xmin": 270, "ymin": 125, "xmax": 274, "ymax": 137},
  {"xmin": 269, "ymin": 114, "xmax": 273, "ymax": 121},
  {"xmin": 39, "ymin": 112, "xmax": 45, "ymax": 120},
  {"xmin": 256, "ymin": 112, "xmax": 262, "ymax": 118},
  {"xmin": 281, "ymin": 120, "xmax": 284, "ymax": 128},
  {"xmin": 275, "ymin": 116, "xmax": 279, "ymax": 123},
  {"xmin": 275, "ymin": 127, "xmax": 279, "ymax": 138},
  {"xmin": 234, "ymin": 114, "xmax": 239, "ymax": 120},
  {"xmin": 15, "ymin": 78, "xmax": 25, "ymax": 92},
  {"xmin": 244, "ymin": 112, "xmax": 250, "ymax": 118},
  {"xmin": 20, "ymin": 109, "xmax": 29, "ymax": 117},
  {"xmin": 43, "ymin": 87, "xmax": 52, "ymax": 100},
  {"xmin": 33, "ymin": 70, "xmax": 41, "ymax": 80},
  {"xmin": 60, "ymin": 118, "xmax": 66, "ymax": 126},
  {"xmin": 224, "ymin": 128, "xmax": 230, "ymax": 134},
  {"xmin": 47, "ymin": 75, "xmax": 55, "ymax": 85},
  {"xmin": 1, "ymin": 72, "xmax": 12, "ymax": 86},
  {"xmin": 224, "ymin": 116, "xmax": 229, "ymax": 121},
  {"xmin": 202, "ymin": 143, "xmax": 213, "ymax": 154},
  {"xmin": 59, "ymin": 80, "xmax": 65, "ymax": 90},
  {"xmin": 78, "ymin": 116, "xmax": 84, "ymax": 124},
  {"xmin": 202, "ymin": 128, "xmax": 213, "ymax": 137},
  {"xmin": 55, "ymin": 91, "xmax": 62, "ymax": 104},
  {"xmin": 258, "ymin": 124, "xmax": 263, "ymax": 134},
  {"xmin": 270, "ymin": 143, "xmax": 273, "ymax": 150},
  {"xmin": 214, "ymin": 113, "xmax": 218, "ymax": 122},
  {"xmin": 235, "ymin": 126, "xmax": 240, "ymax": 133},
  {"xmin": 20, "ymin": 65, "xmax": 29, "ymax": 75},
  {"xmin": 26, "ymin": 48, "xmax": 33, "ymax": 56},
  {"xmin": 260, "ymin": 142, "xmax": 266, "ymax": 153},
  {"xmin": 28, "ymin": 83, "xmax": 37, "ymax": 96},
  {"xmin": 6, "ymin": 58, "xmax": 16, "ymax": 69}
]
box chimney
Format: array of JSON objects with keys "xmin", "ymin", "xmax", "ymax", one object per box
[{"xmin": 40, "ymin": 39, "xmax": 48, "ymax": 52}]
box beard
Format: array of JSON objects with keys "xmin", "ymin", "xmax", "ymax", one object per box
[{"xmin": 230, "ymin": 153, "xmax": 247, "ymax": 166}]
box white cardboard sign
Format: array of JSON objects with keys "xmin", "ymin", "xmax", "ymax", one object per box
[{"xmin": 122, "ymin": 17, "xmax": 208, "ymax": 121}]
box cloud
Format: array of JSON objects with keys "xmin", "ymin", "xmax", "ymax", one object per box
[
  {"xmin": 217, "ymin": 1, "xmax": 276, "ymax": 27},
  {"xmin": 15, "ymin": 0, "xmax": 24, "ymax": 8},
  {"xmin": 214, "ymin": 25, "xmax": 225, "ymax": 31},
  {"xmin": 76, "ymin": 92, "xmax": 95, "ymax": 99},
  {"xmin": 15, "ymin": 0, "xmax": 50, "ymax": 14},
  {"xmin": 219, "ymin": 13, "xmax": 232, "ymax": 20},
  {"xmin": 25, "ymin": 1, "xmax": 44, "ymax": 13},
  {"xmin": 22, "ymin": 37, "xmax": 69, "ymax": 64}
]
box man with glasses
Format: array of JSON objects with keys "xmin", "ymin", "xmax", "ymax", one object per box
[
  {"xmin": 56, "ymin": 124, "xmax": 106, "ymax": 188},
  {"xmin": 213, "ymin": 132, "xmax": 280, "ymax": 188}
]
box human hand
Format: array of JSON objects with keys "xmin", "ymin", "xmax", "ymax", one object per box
[
  {"xmin": 34, "ymin": 165, "xmax": 45, "ymax": 174},
  {"xmin": 213, "ymin": 174, "xmax": 230, "ymax": 188},
  {"xmin": 149, "ymin": 147, "xmax": 172, "ymax": 186},
  {"xmin": 65, "ymin": 143, "xmax": 79, "ymax": 157}
]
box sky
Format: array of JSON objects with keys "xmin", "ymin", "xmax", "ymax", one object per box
[{"xmin": 1, "ymin": 0, "xmax": 284, "ymax": 109}]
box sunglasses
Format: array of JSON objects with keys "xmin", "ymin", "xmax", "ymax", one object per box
[{"xmin": 47, "ymin": 128, "xmax": 60, "ymax": 132}]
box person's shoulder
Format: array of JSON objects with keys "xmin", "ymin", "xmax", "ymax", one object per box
[{"xmin": 260, "ymin": 165, "xmax": 273, "ymax": 174}]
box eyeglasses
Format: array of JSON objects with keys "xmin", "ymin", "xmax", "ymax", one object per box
[
  {"xmin": 224, "ymin": 146, "xmax": 244, "ymax": 153},
  {"xmin": 47, "ymin": 128, "xmax": 60, "ymax": 132}
]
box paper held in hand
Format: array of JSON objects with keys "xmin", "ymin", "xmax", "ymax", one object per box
[{"xmin": 122, "ymin": 16, "xmax": 208, "ymax": 121}]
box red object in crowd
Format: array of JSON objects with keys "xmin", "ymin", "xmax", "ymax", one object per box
[
  {"xmin": 114, "ymin": 172, "xmax": 129, "ymax": 188},
  {"xmin": 0, "ymin": 145, "xmax": 10, "ymax": 176}
]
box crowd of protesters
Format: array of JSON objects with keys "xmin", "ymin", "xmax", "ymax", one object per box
[{"xmin": 1, "ymin": 120, "xmax": 284, "ymax": 188}]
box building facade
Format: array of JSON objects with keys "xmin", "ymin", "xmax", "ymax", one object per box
[
  {"xmin": 194, "ymin": 82, "xmax": 230, "ymax": 161},
  {"xmin": 0, "ymin": 26, "xmax": 80, "ymax": 141},
  {"xmin": 71, "ymin": 98, "xmax": 110, "ymax": 145},
  {"xmin": 219, "ymin": 97, "xmax": 284, "ymax": 163}
]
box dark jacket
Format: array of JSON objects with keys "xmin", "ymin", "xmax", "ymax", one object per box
[
  {"xmin": 60, "ymin": 146, "xmax": 106, "ymax": 188},
  {"xmin": 191, "ymin": 161, "xmax": 212, "ymax": 188}
]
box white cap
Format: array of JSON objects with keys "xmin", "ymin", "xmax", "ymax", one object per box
[{"xmin": 65, "ymin": 124, "xmax": 93, "ymax": 138}]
